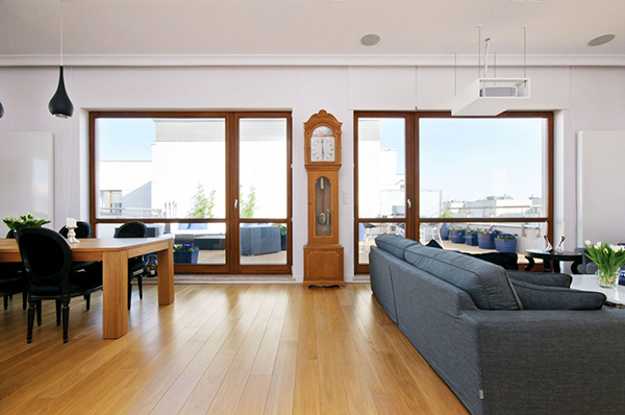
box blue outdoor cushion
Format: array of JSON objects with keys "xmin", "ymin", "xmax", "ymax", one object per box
[
  {"xmin": 375, "ymin": 234, "xmax": 419, "ymax": 260},
  {"xmin": 403, "ymin": 245, "xmax": 522, "ymax": 310}
]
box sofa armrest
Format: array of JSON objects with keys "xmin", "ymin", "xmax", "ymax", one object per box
[
  {"xmin": 507, "ymin": 270, "xmax": 572, "ymax": 287},
  {"xmin": 463, "ymin": 310, "xmax": 625, "ymax": 415}
]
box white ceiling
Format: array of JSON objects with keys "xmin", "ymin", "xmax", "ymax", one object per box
[{"xmin": 1, "ymin": 0, "xmax": 624, "ymax": 64}]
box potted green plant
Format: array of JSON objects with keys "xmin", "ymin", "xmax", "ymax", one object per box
[
  {"xmin": 3, "ymin": 213, "xmax": 50, "ymax": 236},
  {"xmin": 173, "ymin": 243, "xmax": 199, "ymax": 264},
  {"xmin": 449, "ymin": 226, "xmax": 466, "ymax": 243},
  {"xmin": 464, "ymin": 229, "xmax": 478, "ymax": 246},
  {"xmin": 478, "ymin": 228, "xmax": 498, "ymax": 249},
  {"xmin": 279, "ymin": 224, "xmax": 287, "ymax": 251},
  {"xmin": 584, "ymin": 241, "xmax": 625, "ymax": 288},
  {"xmin": 495, "ymin": 233, "xmax": 517, "ymax": 253}
]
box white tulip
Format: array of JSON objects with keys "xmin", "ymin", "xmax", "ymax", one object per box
[{"xmin": 585, "ymin": 240, "xmax": 592, "ymax": 246}]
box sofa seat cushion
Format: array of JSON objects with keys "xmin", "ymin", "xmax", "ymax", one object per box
[
  {"xmin": 375, "ymin": 234, "xmax": 419, "ymax": 260},
  {"xmin": 403, "ymin": 245, "xmax": 522, "ymax": 310},
  {"xmin": 510, "ymin": 280, "xmax": 606, "ymax": 310}
]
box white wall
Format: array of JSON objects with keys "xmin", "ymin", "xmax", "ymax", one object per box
[{"xmin": 1, "ymin": 65, "xmax": 624, "ymax": 281}]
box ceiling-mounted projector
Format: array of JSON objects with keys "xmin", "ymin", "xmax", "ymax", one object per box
[
  {"xmin": 451, "ymin": 26, "xmax": 531, "ymax": 116},
  {"xmin": 452, "ymin": 78, "xmax": 530, "ymax": 116}
]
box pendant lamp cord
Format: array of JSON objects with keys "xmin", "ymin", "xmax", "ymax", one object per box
[{"xmin": 59, "ymin": 0, "xmax": 64, "ymax": 67}]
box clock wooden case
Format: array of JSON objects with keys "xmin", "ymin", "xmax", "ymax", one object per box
[{"xmin": 303, "ymin": 110, "xmax": 344, "ymax": 285}]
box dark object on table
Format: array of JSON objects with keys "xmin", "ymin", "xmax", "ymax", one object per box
[
  {"xmin": 525, "ymin": 249, "xmax": 584, "ymax": 274},
  {"xmin": 114, "ymin": 221, "xmax": 149, "ymax": 309},
  {"xmin": 16, "ymin": 228, "xmax": 102, "ymax": 343}
]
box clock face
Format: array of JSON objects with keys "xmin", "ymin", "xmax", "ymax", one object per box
[{"xmin": 311, "ymin": 126, "xmax": 336, "ymax": 162}]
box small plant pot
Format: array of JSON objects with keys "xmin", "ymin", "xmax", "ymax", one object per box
[
  {"xmin": 440, "ymin": 224, "xmax": 450, "ymax": 241},
  {"xmin": 495, "ymin": 236, "xmax": 517, "ymax": 253},
  {"xmin": 450, "ymin": 229, "xmax": 466, "ymax": 244},
  {"xmin": 478, "ymin": 233, "xmax": 496, "ymax": 249},
  {"xmin": 174, "ymin": 246, "xmax": 199, "ymax": 264},
  {"xmin": 464, "ymin": 233, "xmax": 478, "ymax": 246}
]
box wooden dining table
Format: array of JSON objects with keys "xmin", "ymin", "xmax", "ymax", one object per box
[{"xmin": 0, "ymin": 235, "xmax": 175, "ymax": 339}]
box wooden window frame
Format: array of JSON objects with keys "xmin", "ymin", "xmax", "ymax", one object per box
[
  {"xmin": 89, "ymin": 110, "xmax": 293, "ymax": 275},
  {"xmin": 354, "ymin": 110, "xmax": 554, "ymax": 274}
]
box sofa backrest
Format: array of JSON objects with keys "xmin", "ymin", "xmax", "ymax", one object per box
[
  {"xmin": 374, "ymin": 234, "xmax": 418, "ymax": 259},
  {"xmin": 403, "ymin": 245, "xmax": 522, "ymax": 310}
]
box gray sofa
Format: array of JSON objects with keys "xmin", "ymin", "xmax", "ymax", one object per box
[{"xmin": 370, "ymin": 235, "xmax": 625, "ymax": 415}]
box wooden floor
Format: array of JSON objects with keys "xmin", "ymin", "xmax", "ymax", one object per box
[{"xmin": 0, "ymin": 284, "xmax": 468, "ymax": 415}]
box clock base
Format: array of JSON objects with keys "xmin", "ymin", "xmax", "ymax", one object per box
[{"xmin": 303, "ymin": 244, "xmax": 344, "ymax": 284}]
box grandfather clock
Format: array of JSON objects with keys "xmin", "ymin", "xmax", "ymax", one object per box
[{"xmin": 303, "ymin": 110, "xmax": 344, "ymax": 285}]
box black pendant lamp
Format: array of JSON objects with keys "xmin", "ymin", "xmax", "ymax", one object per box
[
  {"xmin": 49, "ymin": 1, "xmax": 73, "ymax": 118},
  {"xmin": 49, "ymin": 66, "xmax": 73, "ymax": 118}
]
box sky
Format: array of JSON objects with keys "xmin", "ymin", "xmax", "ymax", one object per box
[
  {"xmin": 378, "ymin": 117, "xmax": 545, "ymax": 202},
  {"xmin": 97, "ymin": 117, "xmax": 546, "ymax": 204}
]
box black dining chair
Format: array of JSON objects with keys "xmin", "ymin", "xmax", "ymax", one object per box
[
  {"xmin": 16, "ymin": 228, "xmax": 103, "ymax": 343},
  {"xmin": 1, "ymin": 230, "xmax": 27, "ymax": 311},
  {"xmin": 58, "ymin": 221, "xmax": 103, "ymax": 311},
  {"xmin": 114, "ymin": 221, "xmax": 149, "ymax": 309}
]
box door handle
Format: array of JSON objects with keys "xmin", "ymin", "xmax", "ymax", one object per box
[
  {"xmin": 234, "ymin": 199, "xmax": 238, "ymax": 209},
  {"xmin": 406, "ymin": 198, "xmax": 412, "ymax": 209}
]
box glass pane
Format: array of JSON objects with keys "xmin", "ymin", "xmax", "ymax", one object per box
[
  {"xmin": 419, "ymin": 222, "xmax": 548, "ymax": 257},
  {"xmin": 240, "ymin": 223, "xmax": 288, "ymax": 265},
  {"xmin": 358, "ymin": 118, "xmax": 406, "ymax": 219},
  {"xmin": 315, "ymin": 177, "xmax": 332, "ymax": 236},
  {"xmin": 239, "ymin": 118, "xmax": 288, "ymax": 219},
  {"xmin": 358, "ymin": 222, "xmax": 405, "ymax": 265},
  {"xmin": 96, "ymin": 222, "xmax": 226, "ymax": 265},
  {"xmin": 96, "ymin": 118, "xmax": 226, "ymax": 219},
  {"xmin": 419, "ymin": 118, "xmax": 547, "ymax": 219}
]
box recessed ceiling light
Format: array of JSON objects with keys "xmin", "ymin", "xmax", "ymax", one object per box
[
  {"xmin": 588, "ymin": 34, "xmax": 616, "ymax": 47},
  {"xmin": 360, "ymin": 34, "xmax": 381, "ymax": 47}
]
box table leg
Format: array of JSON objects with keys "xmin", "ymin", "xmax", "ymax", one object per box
[
  {"xmin": 102, "ymin": 250, "xmax": 129, "ymax": 339},
  {"xmin": 157, "ymin": 240, "xmax": 175, "ymax": 306},
  {"xmin": 524, "ymin": 256, "xmax": 535, "ymax": 271}
]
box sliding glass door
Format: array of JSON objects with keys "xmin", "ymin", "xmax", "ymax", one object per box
[
  {"xmin": 354, "ymin": 113, "xmax": 415, "ymax": 274},
  {"xmin": 90, "ymin": 111, "xmax": 292, "ymax": 275},
  {"xmin": 354, "ymin": 111, "xmax": 554, "ymax": 274}
]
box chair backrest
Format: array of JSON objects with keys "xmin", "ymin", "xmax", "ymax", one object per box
[
  {"xmin": 59, "ymin": 221, "xmax": 92, "ymax": 239},
  {"xmin": 115, "ymin": 221, "xmax": 147, "ymax": 238},
  {"xmin": 16, "ymin": 228, "xmax": 72, "ymax": 294}
]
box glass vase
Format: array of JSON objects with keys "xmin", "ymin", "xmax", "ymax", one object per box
[{"xmin": 597, "ymin": 269, "xmax": 618, "ymax": 288}]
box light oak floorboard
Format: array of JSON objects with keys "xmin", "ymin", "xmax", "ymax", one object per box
[{"xmin": 0, "ymin": 284, "xmax": 468, "ymax": 415}]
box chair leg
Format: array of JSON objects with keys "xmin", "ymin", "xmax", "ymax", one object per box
[
  {"xmin": 84, "ymin": 293, "xmax": 91, "ymax": 311},
  {"xmin": 56, "ymin": 299, "xmax": 61, "ymax": 326},
  {"xmin": 27, "ymin": 302, "xmax": 35, "ymax": 343},
  {"xmin": 36, "ymin": 300, "xmax": 42, "ymax": 326},
  {"xmin": 138, "ymin": 275, "xmax": 143, "ymax": 300},
  {"xmin": 128, "ymin": 279, "xmax": 132, "ymax": 310},
  {"xmin": 22, "ymin": 291, "xmax": 27, "ymax": 311},
  {"xmin": 3, "ymin": 295, "xmax": 7, "ymax": 311},
  {"xmin": 62, "ymin": 300, "xmax": 70, "ymax": 343}
]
